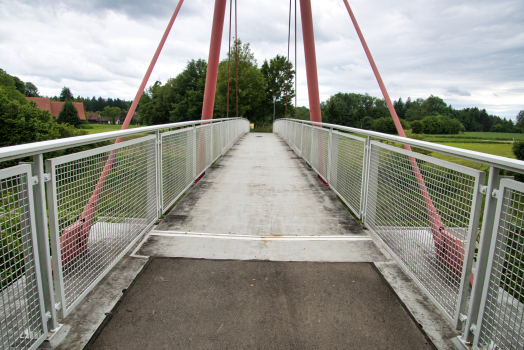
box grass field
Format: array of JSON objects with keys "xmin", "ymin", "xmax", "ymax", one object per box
[
  {"xmin": 429, "ymin": 142, "xmax": 514, "ymax": 172},
  {"xmin": 429, "ymin": 132, "xmax": 524, "ymax": 140},
  {"xmin": 82, "ymin": 124, "xmax": 140, "ymax": 134}
]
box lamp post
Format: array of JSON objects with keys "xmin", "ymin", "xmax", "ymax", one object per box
[{"xmin": 272, "ymin": 95, "xmax": 277, "ymax": 123}]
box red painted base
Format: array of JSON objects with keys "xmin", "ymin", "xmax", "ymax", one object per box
[
  {"xmin": 318, "ymin": 174, "xmax": 329, "ymax": 188},
  {"xmin": 194, "ymin": 172, "xmax": 206, "ymax": 185}
]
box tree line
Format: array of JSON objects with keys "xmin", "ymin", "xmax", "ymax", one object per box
[
  {"xmin": 137, "ymin": 39, "xmax": 295, "ymax": 127},
  {"xmin": 322, "ymin": 93, "xmax": 524, "ymax": 135}
]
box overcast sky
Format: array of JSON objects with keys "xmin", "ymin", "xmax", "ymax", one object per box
[{"xmin": 1, "ymin": 0, "xmax": 523, "ymax": 119}]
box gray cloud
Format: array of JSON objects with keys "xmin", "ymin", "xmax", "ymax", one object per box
[
  {"xmin": 0, "ymin": 0, "xmax": 522, "ymax": 119},
  {"xmin": 445, "ymin": 86, "xmax": 471, "ymax": 96}
]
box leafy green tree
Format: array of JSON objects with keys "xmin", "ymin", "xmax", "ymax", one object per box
[
  {"xmin": 421, "ymin": 115, "xmax": 462, "ymax": 134},
  {"xmin": 24, "ymin": 82, "xmax": 39, "ymax": 97},
  {"xmin": 59, "ymin": 87, "xmax": 74, "ymax": 101},
  {"xmin": 360, "ymin": 116, "xmax": 374, "ymax": 130},
  {"xmin": 513, "ymin": 141, "xmax": 524, "ymax": 160},
  {"xmin": 0, "ymin": 69, "xmax": 27, "ymax": 105},
  {"xmin": 373, "ymin": 117, "xmax": 397, "ymax": 134},
  {"xmin": 12, "ymin": 76, "xmax": 25, "ymax": 95},
  {"xmin": 0, "ymin": 86, "xmax": 103, "ymax": 169},
  {"xmin": 215, "ymin": 39, "xmax": 266, "ymax": 125},
  {"xmin": 170, "ymin": 59, "xmax": 207, "ymax": 122},
  {"xmin": 293, "ymin": 106, "xmax": 310, "ymax": 120},
  {"xmin": 260, "ymin": 54, "xmax": 295, "ymax": 121},
  {"xmin": 101, "ymin": 106, "xmax": 121, "ymax": 124},
  {"xmin": 411, "ymin": 120, "xmax": 424, "ymax": 134},
  {"xmin": 57, "ymin": 100, "xmax": 81, "ymax": 127}
]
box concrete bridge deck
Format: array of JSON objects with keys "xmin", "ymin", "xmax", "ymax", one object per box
[
  {"xmin": 136, "ymin": 132, "xmax": 385, "ymax": 262},
  {"xmin": 54, "ymin": 132, "xmax": 462, "ymax": 350}
]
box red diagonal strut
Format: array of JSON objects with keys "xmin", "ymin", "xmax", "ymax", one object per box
[
  {"xmin": 342, "ymin": 0, "xmax": 464, "ymax": 277},
  {"xmin": 59, "ymin": 0, "xmax": 185, "ymax": 265}
]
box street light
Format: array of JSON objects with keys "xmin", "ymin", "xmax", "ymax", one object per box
[{"xmin": 272, "ymin": 95, "xmax": 277, "ymax": 123}]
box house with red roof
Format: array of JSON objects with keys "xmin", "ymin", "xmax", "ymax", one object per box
[{"xmin": 26, "ymin": 97, "xmax": 86, "ymax": 121}]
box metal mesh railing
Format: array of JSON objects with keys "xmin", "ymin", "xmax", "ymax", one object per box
[
  {"xmin": 302, "ymin": 124, "xmax": 312, "ymax": 164},
  {"xmin": 47, "ymin": 136, "xmax": 157, "ymax": 317},
  {"xmin": 161, "ymin": 128, "xmax": 194, "ymax": 211},
  {"xmin": 476, "ymin": 179, "xmax": 524, "ymax": 350},
  {"xmin": 366, "ymin": 141, "xmax": 483, "ymax": 322},
  {"xmin": 329, "ymin": 132, "xmax": 366, "ymax": 218},
  {"xmin": 0, "ymin": 165, "xmax": 46, "ymax": 350},
  {"xmin": 310, "ymin": 126, "xmax": 329, "ymax": 181}
]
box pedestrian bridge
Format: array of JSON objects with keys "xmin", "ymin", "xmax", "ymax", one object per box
[{"xmin": 0, "ymin": 118, "xmax": 523, "ymax": 349}]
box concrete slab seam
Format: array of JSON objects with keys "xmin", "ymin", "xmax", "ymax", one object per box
[{"xmin": 149, "ymin": 231, "xmax": 373, "ymax": 241}]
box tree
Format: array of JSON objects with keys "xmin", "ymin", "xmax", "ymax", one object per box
[
  {"xmin": 59, "ymin": 87, "xmax": 74, "ymax": 101},
  {"xmin": 24, "ymin": 82, "xmax": 39, "ymax": 97},
  {"xmin": 361, "ymin": 116, "xmax": 374, "ymax": 130},
  {"xmin": 12, "ymin": 76, "xmax": 25, "ymax": 95},
  {"xmin": 101, "ymin": 106, "xmax": 121, "ymax": 124},
  {"xmin": 411, "ymin": 120, "xmax": 424, "ymax": 134},
  {"xmin": 260, "ymin": 54, "xmax": 295, "ymax": 121},
  {"xmin": 57, "ymin": 100, "xmax": 81, "ymax": 127},
  {"xmin": 170, "ymin": 59, "xmax": 207, "ymax": 122},
  {"xmin": 0, "ymin": 69, "xmax": 27, "ymax": 105},
  {"xmin": 215, "ymin": 39, "xmax": 266, "ymax": 125},
  {"xmin": 373, "ymin": 117, "xmax": 397, "ymax": 134},
  {"xmin": 515, "ymin": 110, "xmax": 524, "ymax": 132}
]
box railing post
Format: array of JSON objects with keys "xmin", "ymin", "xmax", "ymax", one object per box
[
  {"xmin": 464, "ymin": 167, "xmax": 501, "ymax": 342},
  {"xmin": 192, "ymin": 124, "xmax": 197, "ymax": 179},
  {"xmin": 299, "ymin": 123, "xmax": 304, "ymax": 157},
  {"xmin": 361, "ymin": 136, "xmax": 372, "ymax": 224},
  {"xmin": 155, "ymin": 130, "xmax": 162, "ymax": 216},
  {"xmin": 32, "ymin": 154, "xmax": 59, "ymax": 332},
  {"xmin": 210, "ymin": 122, "xmax": 214, "ymax": 162},
  {"xmin": 327, "ymin": 127, "xmax": 333, "ymax": 185}
]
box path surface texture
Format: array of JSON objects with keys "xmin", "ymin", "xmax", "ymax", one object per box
[
  {"xmin": 87, "ymin": 259, "xmax": 435, "ymax": 350},
  {"xmin": 137, "ymin": 132, "xmax": 386, "ymax": 262},
  {"xmin": 159, "ymin": 132, "xmax": 363, "ymax": 236}
]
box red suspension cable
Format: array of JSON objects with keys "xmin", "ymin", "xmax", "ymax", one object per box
[
  {"xmin": 285, "ymin": 0, "xmax": 292, "ymax": 118},
  {"xmin": 235, "ymin": 0, "xmax": 238, "ymax": 118},
  {"xmin": 226, "ymin": 0, "xmax": 232, "ymax": 118},
  {"xmin": 294, "ymin": 0, "xmax": 297, "ymax": 118}
]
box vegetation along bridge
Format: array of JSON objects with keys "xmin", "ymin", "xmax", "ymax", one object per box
[{"xmin": 0, "ymin": 0, "xmax": 523, "ymax": 349}]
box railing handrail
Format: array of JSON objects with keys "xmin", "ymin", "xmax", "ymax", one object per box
[
  {"xmin": 277, "ymin": 118, "xmax": 524, "ymax": 173},
  {"xmin": 0, "ymin": 117, "xmax": 246, "ymax": 162}
]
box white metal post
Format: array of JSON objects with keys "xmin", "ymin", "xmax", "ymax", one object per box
[
  {"xmin": 32, "ymin": 154, "xmax": 59, "ymax": 331},
  {"xmin": 299, "ymin": 123, "xmax": 304, "ymax": 157},
  {"xmin": 155, "ymin": 130, "xmax": 162, "ymax": 216},
  {"xmin": 360, "ymin": 136, "xmax": 372, "ymax": 221},
  {"xmin": 362, "ymin": 136, "xmax": 373, "ymax": 226},
  {"xmin": 327, "ymin": 127, "xmax": 333, "ymax": 185},
  {"xmin": 192, "ymin": 125, "xmax": 197, "ymax": 180},
  {"xmin": 454, "ymin": 171, "xmax": 486, "ymax": 330},
  {"xmin": 465, "ymin": 167, "xmax": 501, "ymax": 341},
  {"xmin": 210, "ymin": 122, "xmax": 214, "ymax": 162}
]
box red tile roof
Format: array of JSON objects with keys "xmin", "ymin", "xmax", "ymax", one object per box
[{"xmin": 26, "ymin": 97, "xmax": 86, "ymax": 120}]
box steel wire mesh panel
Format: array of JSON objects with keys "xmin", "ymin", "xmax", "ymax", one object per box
[
  {"xmin": 330, "ymin": 132, "xmax": 365, "ymax": 217},
  {"xmin": 366, "ymin": 141, "xmax": 483, "ymax": 321},
  {"xmin": 213, "ymin": 123, "xmax": 221, "ymax": 161},
  {"xmin": 302, "ymin": 124, "xmax": 312, "ymax": 163},
  {"xmin": 294, "ymin": 123, "xmax": 300, "ymax": 152},
  {"xmin": 310, "ymin": 126, "xmax": 329, "ymax": 180},
  {"xmin": 195, "ymin": 126, "xmax": 210, "ymax": 176},
  {"xmin": 476, "ymin": 179, "xmax": 524, "ymax": 350},
  {"xmin": 47, "ymin": 136, "xmax": 157, "ymax": 316},
  {"xmin": 161, "ymin": 129, "xmax": 194, "ymax": 211},
  {"xmin": 290, "ymin": 122, "xmax": 296, "ymax": 149},
  {"xmin": 0, "ymin": 165, "xmax": 46, "ymax": 350}
]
